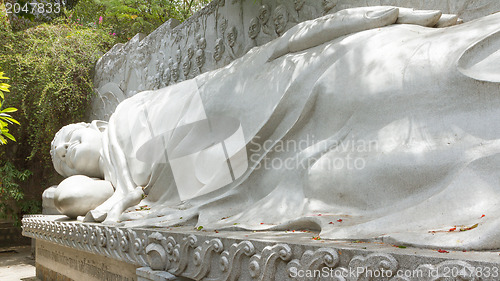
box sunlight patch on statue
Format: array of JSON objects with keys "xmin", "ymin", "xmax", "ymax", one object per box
[{"xmin": 129, "ymin": 80, "xmax": 248, "ymax": 201}]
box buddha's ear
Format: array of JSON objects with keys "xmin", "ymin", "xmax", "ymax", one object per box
[
  {"xmin": 457, "ymin": 30, "xmax": 500, "ymax": 83},
  {"xmin": 90, "ymin": 120, "xmax": 108, "ymax": 133}
]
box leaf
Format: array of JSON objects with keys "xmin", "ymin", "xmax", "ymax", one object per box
[
  {"xmin": 0, "ymin": 72, "xmax": 9, "ymax": 80},
  {"xmin": 2, "ymin": 132, "xmax": 16, "ymax": 142},
  {"xmin": 460, "ymin": 223, "xmax": 478, "ymax": 232},
  {"xmin": 197, "ymin": 226, "xmax": 203, "ymax": 230},
  {"xmin": 0, "ymin": 107, "xmax": 17, "ymax": 113},
  {"xmin": 0, "ymin": 116, "xmax": 20, "ymax": 125},
  {"xmin": 0, "ymin": 83, "xmax": 10, "ymax": 92}
]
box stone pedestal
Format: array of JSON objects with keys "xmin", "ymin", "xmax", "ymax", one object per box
[
  {"xmin": 36, "ymin": 239, "xmax": 138, "ymax": 281},
  {"xmin": 23, "ymin": 215, "xmax": 500, "ymax": 281}
]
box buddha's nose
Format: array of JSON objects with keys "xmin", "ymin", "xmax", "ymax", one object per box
[{"xmin": 55, "ymin": 143, "xmax": 69, "ymax": 158}]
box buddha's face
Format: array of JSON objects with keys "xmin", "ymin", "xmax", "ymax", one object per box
[
  {"xmin": 182, "ymin": 56, "xmax": 191, "ymax": 76},
  {"xmin": 259, "ymin": 5, "xmax": 270, "ymax": 24},
  {"xmin": 171, "ymin": 63, "xmax": 179, "ymax": 81},
  {"xmin": 51, "ymin": 124, "xmax": 103, "ymax": 178},
  {"xmin": 273, "ymin": 6, "xmax": 288, "ymax": 35},
  {"xmin": 248, "ymin": 18, "xmax": 260, "ymax": 39},
  {"xmin": 163, "ymin": 68, "xmax": 171, "ymax": 82},
  {"xmin": 187, "ymin": 46, "xmax": 195, "ymax": 59},
  {"xmin": 195, "ymin": 49, "xmax": 205, "ymax": 68},
  {"xmin": 214, "ymin": 39, "xmax": 225, "ymax": 61},
  {"xmin": 176, "ymin": 49, "xmax": 182, "ymax": 64},
  {"xmin": 227, "ymin": 27, "xmax": 237, "ymax": 48},
  {"xmin": 198, "ymin": 36, "xmax": 207, "ymax": 50},
  {"xmin": 294, "ymin": 0, "xmax": 305, "ymax": 11},
  {"xmin": 322, "ymin": 0, "xmax": 337, "ymax": 12}
]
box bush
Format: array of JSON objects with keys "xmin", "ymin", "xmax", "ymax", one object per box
[
  {"xmin": 0, "ymin": 9, "xmax": 114, "ymax": 222},
  {"xmin": 1, "ymin": 22, "xmax": 114, "ymax": 164}
]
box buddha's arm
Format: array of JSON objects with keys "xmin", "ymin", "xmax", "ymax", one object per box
[
  {"xmin": 268, "ymin": 6, "xmax": 458, "ymax": 61},
  {"xmin": 85, "ymin": 112, "xmax": 144, "ymax": 222}
]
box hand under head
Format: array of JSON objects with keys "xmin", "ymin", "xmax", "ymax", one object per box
[{"xmin": 51, "ymin": 121, "xmax": 107, "ymax": 178}]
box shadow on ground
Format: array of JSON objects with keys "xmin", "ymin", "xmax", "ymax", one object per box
[{"xmin": 0, "ymin": 246, "xmax": 37, "ymax": 281}]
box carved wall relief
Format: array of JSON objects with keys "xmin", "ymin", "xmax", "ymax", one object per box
[
  {"xmin": 214, "ymin": 38, "xmax": 225, "ymax": 62},
  {"xmin": 258, "ymin": 4, "xmax": 275, "ymax": 38},
  {"xmin": 171, "ymin": 63, "xmax": 180, "ymax": 82},
  {"xmin": 182, "ymin": 55, "xmax": 192, "ymax": 78},
  {"xmin": 294, "ymin": 0, "xmax": 318, "ymax": 21},
  {"xmin": 91, "ymin": 0, "xmax": 500, "ymax": 121},
  {"xmin": 161, "ymin": 67, "xmax": 171, "ymax": 87},
  {"xmin": 322, "ymin": 0, "xmax": 338, "ymax": 14},
  {"xmin": 273, "ymin": 5, "xmax": 289, "ymax": 36},
  {"xmin": 195, "ymin": 49, "xmax": 206, "ymax": 73},
  {"xmin": 187, "ymin": 44, "xmax": 195, "ymax": 60}
]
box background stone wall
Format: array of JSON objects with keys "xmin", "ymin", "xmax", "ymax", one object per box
[{"xmin": 90, "ymin": 0, "xmax": 500, "ymax": 121}]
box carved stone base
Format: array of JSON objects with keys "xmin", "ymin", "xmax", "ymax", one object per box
[
  {"xmin": 36, "ymin": 239, "xmax": 138, "ymax": 281},
  {"xmin": 23, "ymin": 215, "xmax": 500, "ymax": 281}
]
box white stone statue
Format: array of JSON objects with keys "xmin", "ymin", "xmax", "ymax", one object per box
[{"xmin": 49, "ymin": 6, "xmax": 500, "ymax": 250}]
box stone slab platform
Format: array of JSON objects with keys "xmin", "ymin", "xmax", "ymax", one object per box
[{"xmin": 22, "ymin": 215, "xmax": 500, "ymax": 280}]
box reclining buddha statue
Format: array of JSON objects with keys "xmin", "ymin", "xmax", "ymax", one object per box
[{"xmin": 50, "ymin": 6, "xmax": 500, "ymax": 250}]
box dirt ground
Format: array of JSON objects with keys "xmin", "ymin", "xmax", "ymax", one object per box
[{"xmin": 0, "ymin": 246, "xmax": 38, "ymax": 281}]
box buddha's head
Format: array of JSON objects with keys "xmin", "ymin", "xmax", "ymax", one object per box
[
  {"xmin": 51, "ymin": 121, "xmax": 107, "ymax": 178},
  {"xmin": 195, "ymin": 49, "xmax": 205, "ymax": 69},
  {"xmin": 273, "ymin": 5, "xmax": 288, "ymax": 35},
  {"xmin": 214, "ymin": 38, "xmax": 225, "ymax": 61},
  {"xmin": 294, "ymin": 0, "xmax": 305, "ymax": 11},
  {"xmin": 258, "ymin": 4, "xmax": 270, "ymax": 25},
  {"xmin": 248, "ymin": 17, "xmax": 261, "ymax": 39},
  {"xmin": 182, "ymin": 56, "xmax": 191, "ymax": 76},
  {"xmin": 322, "ymin": 0, "xmax": 337, "ymax": 12},
  {"xmin": 227, "ymin": 26, "xmax": 238, "ymax": 48}
]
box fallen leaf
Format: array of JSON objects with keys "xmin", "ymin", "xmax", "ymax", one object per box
[
  {"xmin": 460, "ymin": 223, "xmax": 478, "ymax": 232},
  {"xmin": 437, "ymin": 249, "xmax": 449, "ymax": 253}
]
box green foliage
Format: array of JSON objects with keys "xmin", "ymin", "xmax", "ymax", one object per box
[
  {"xmin": 70, "ymin": 0, "xmax": 210, "ymax": 42},
  {"xmin": 0, "ymin": 7, "xmax": 113, "ymax": 222},
  {"xmin": 0, "ymin": 70, "xmax": 20, "ymax": 145},
  {"xmin": 0, "ymin": 161, "xmax": 34, "ymax": 224},
  {"xmin": 0, "ymin": 20, "xmax": 114, "ymax": 167}
]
